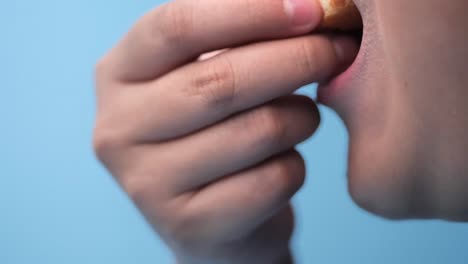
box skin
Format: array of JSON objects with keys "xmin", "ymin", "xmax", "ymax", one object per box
[
  {"xmin": 94, "ymin": 0, "xmax": 468, "ymax": 263},
  {"xmin": 325, "ymin": 0, "xmax": 468, "ymax": 220}
]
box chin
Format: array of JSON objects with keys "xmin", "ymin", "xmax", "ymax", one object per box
[
  {"xmin": 340, "ymin": 100, "xmax": 468, "ymax": 221},
  {"xmin": 316, "ymin": 0, "xmax": 468, "ymax": 221},
  {"xmin": 345, "ymin": 138, "xmax": 433, "ymax": 220}
]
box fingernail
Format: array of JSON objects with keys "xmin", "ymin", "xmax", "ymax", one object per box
[
  {"xmin": 284, "ymin": 0, "xmax": 321, "ymax": 29},
  {"xmin": 332, "ymin": 36, "xmax": 359, "ymax": 64}
]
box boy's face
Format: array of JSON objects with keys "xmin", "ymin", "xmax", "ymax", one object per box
[{"xmin": 321, "ymin": 0, "xmax": 468, "ymax": 219}]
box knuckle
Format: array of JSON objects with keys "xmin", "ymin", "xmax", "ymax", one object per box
[
  {"xmin": 255, "ymin": 106, "xmax": 288, "ymax": 147},
  {"xmin": 92, "ymin": 125, "xmax": 121, "ymax": 163},
  {"xmin": 296, "ymin": 37, "xmax": 335, "ymax": 77},
  {"xmin": 271, "ymin": 162, "xmax": 293, "ymax": 191},
  {"xmin": 264, "ymin": 156, "xmax": 305, "ymax": 200},
  {"xmin": 187, "ymin": 57, "xmax": 237, "ymax": 111},
  {"xmin": 266, "ymin": 153, "xmax": 306, "ymax": 199},
  {"xmin": 158, "ymin": 2, "xmax": 195, "ymax": 45},
  {"xmin": 122, "ymin": 180, "xmax": 208, "ymax": 253},
  {"xmin": 253, "ymin": 153, "xmax": 304, "ymax": 201}
]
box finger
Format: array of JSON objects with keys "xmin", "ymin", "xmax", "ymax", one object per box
[
  {"xmin": 123, "ymin": 35, "xmax": 357, "ymax": 141},
  {"xmin": 126, "ymin": 95, "xmax": 318, "ymax": 195},
  {"xmin": 173, "ymin": 204, "xmax": 295, "ymax": 264},
  {"xmin": 241, "ymin": 205, "xmax": 295, "ymax": 261},
  {"xmin": 179, "ymin": 150, "xmax": 304, "ymax": 243},
  {"xmin": 101, "ymin": 0, "xmax": 323, "ymax": 82}
]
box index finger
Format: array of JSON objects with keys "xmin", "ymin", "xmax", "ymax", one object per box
[{"xmin": 101, "ymin": 0, "xmax": 323, "ymax": 82}]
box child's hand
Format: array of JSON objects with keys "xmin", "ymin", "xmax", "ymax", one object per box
[{"xmin": 93, "ymin": 0, "xmax": 357, "ymax": 263}]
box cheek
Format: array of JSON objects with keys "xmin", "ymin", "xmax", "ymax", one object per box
[
  {"xmin": 377, "ymin": 0, "xmax": 468, "ymax": 95},
  {"xmin": 372, "ymin": 0, "xmax": 468, "ymax": 177},
  {"xmin": 344, "ymin": 0, "xmax": 468, "ymax": 219}
]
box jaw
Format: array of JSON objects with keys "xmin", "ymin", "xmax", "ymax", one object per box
[
  {"xmin": 323, "ymin": 0, "xmax": 468, "ymax": 221},
  {"xmin": 343, "ymin": 78, "xmax": 468, "ymax": 220}
]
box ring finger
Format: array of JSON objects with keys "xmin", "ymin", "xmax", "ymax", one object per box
[
  {"xmin": 118, "ymin": 35, "xmax": 357, "ymax": 142},
  {"xmin": 124, "ymin": 95, "xmax": 319, "ymax": 195}
]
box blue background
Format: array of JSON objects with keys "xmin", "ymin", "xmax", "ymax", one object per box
[{"xmin": 2, "ymin": 1, "xmax": 468, "ymax": 263}]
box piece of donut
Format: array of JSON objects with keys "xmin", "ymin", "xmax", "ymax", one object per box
[{"xmin": 319, "ymin": 0, "xmax": 362, "ymax": 30}]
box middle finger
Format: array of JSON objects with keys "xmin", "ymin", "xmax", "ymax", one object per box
[
  {"xmin": 123, "ymin": 35, "xmax": 357, "ymax": 141},
  {"xmin": 129, "ymin": 95, "xmax": 319, "ymax": 194}
]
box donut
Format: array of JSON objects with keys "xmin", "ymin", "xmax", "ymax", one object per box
[{"xmin": 319, "ymin": 0, "xmax": 362, "ymax": 30}]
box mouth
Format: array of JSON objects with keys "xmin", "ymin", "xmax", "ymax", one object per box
[{"xmin": 316, "ymin": 4, "xmax": 365, "ymax": 105}]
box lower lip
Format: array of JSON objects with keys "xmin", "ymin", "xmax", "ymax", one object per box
[{"xmin": 317, "ymin": 36, "xmax": 365, "ymax": 105}]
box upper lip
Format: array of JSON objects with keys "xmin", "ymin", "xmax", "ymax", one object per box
[{"xmin": 316, "ymin": 2, "xmax": 365, "ymax": 105}]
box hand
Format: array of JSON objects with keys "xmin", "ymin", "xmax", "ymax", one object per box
[{"xmin": 93, "ymin": 0, "xmax": 358, "ymax": 263}]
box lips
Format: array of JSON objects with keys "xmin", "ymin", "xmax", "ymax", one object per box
[{"xmin": 317, "ymin": 1, "xmax": 366, "ymax": 106}]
